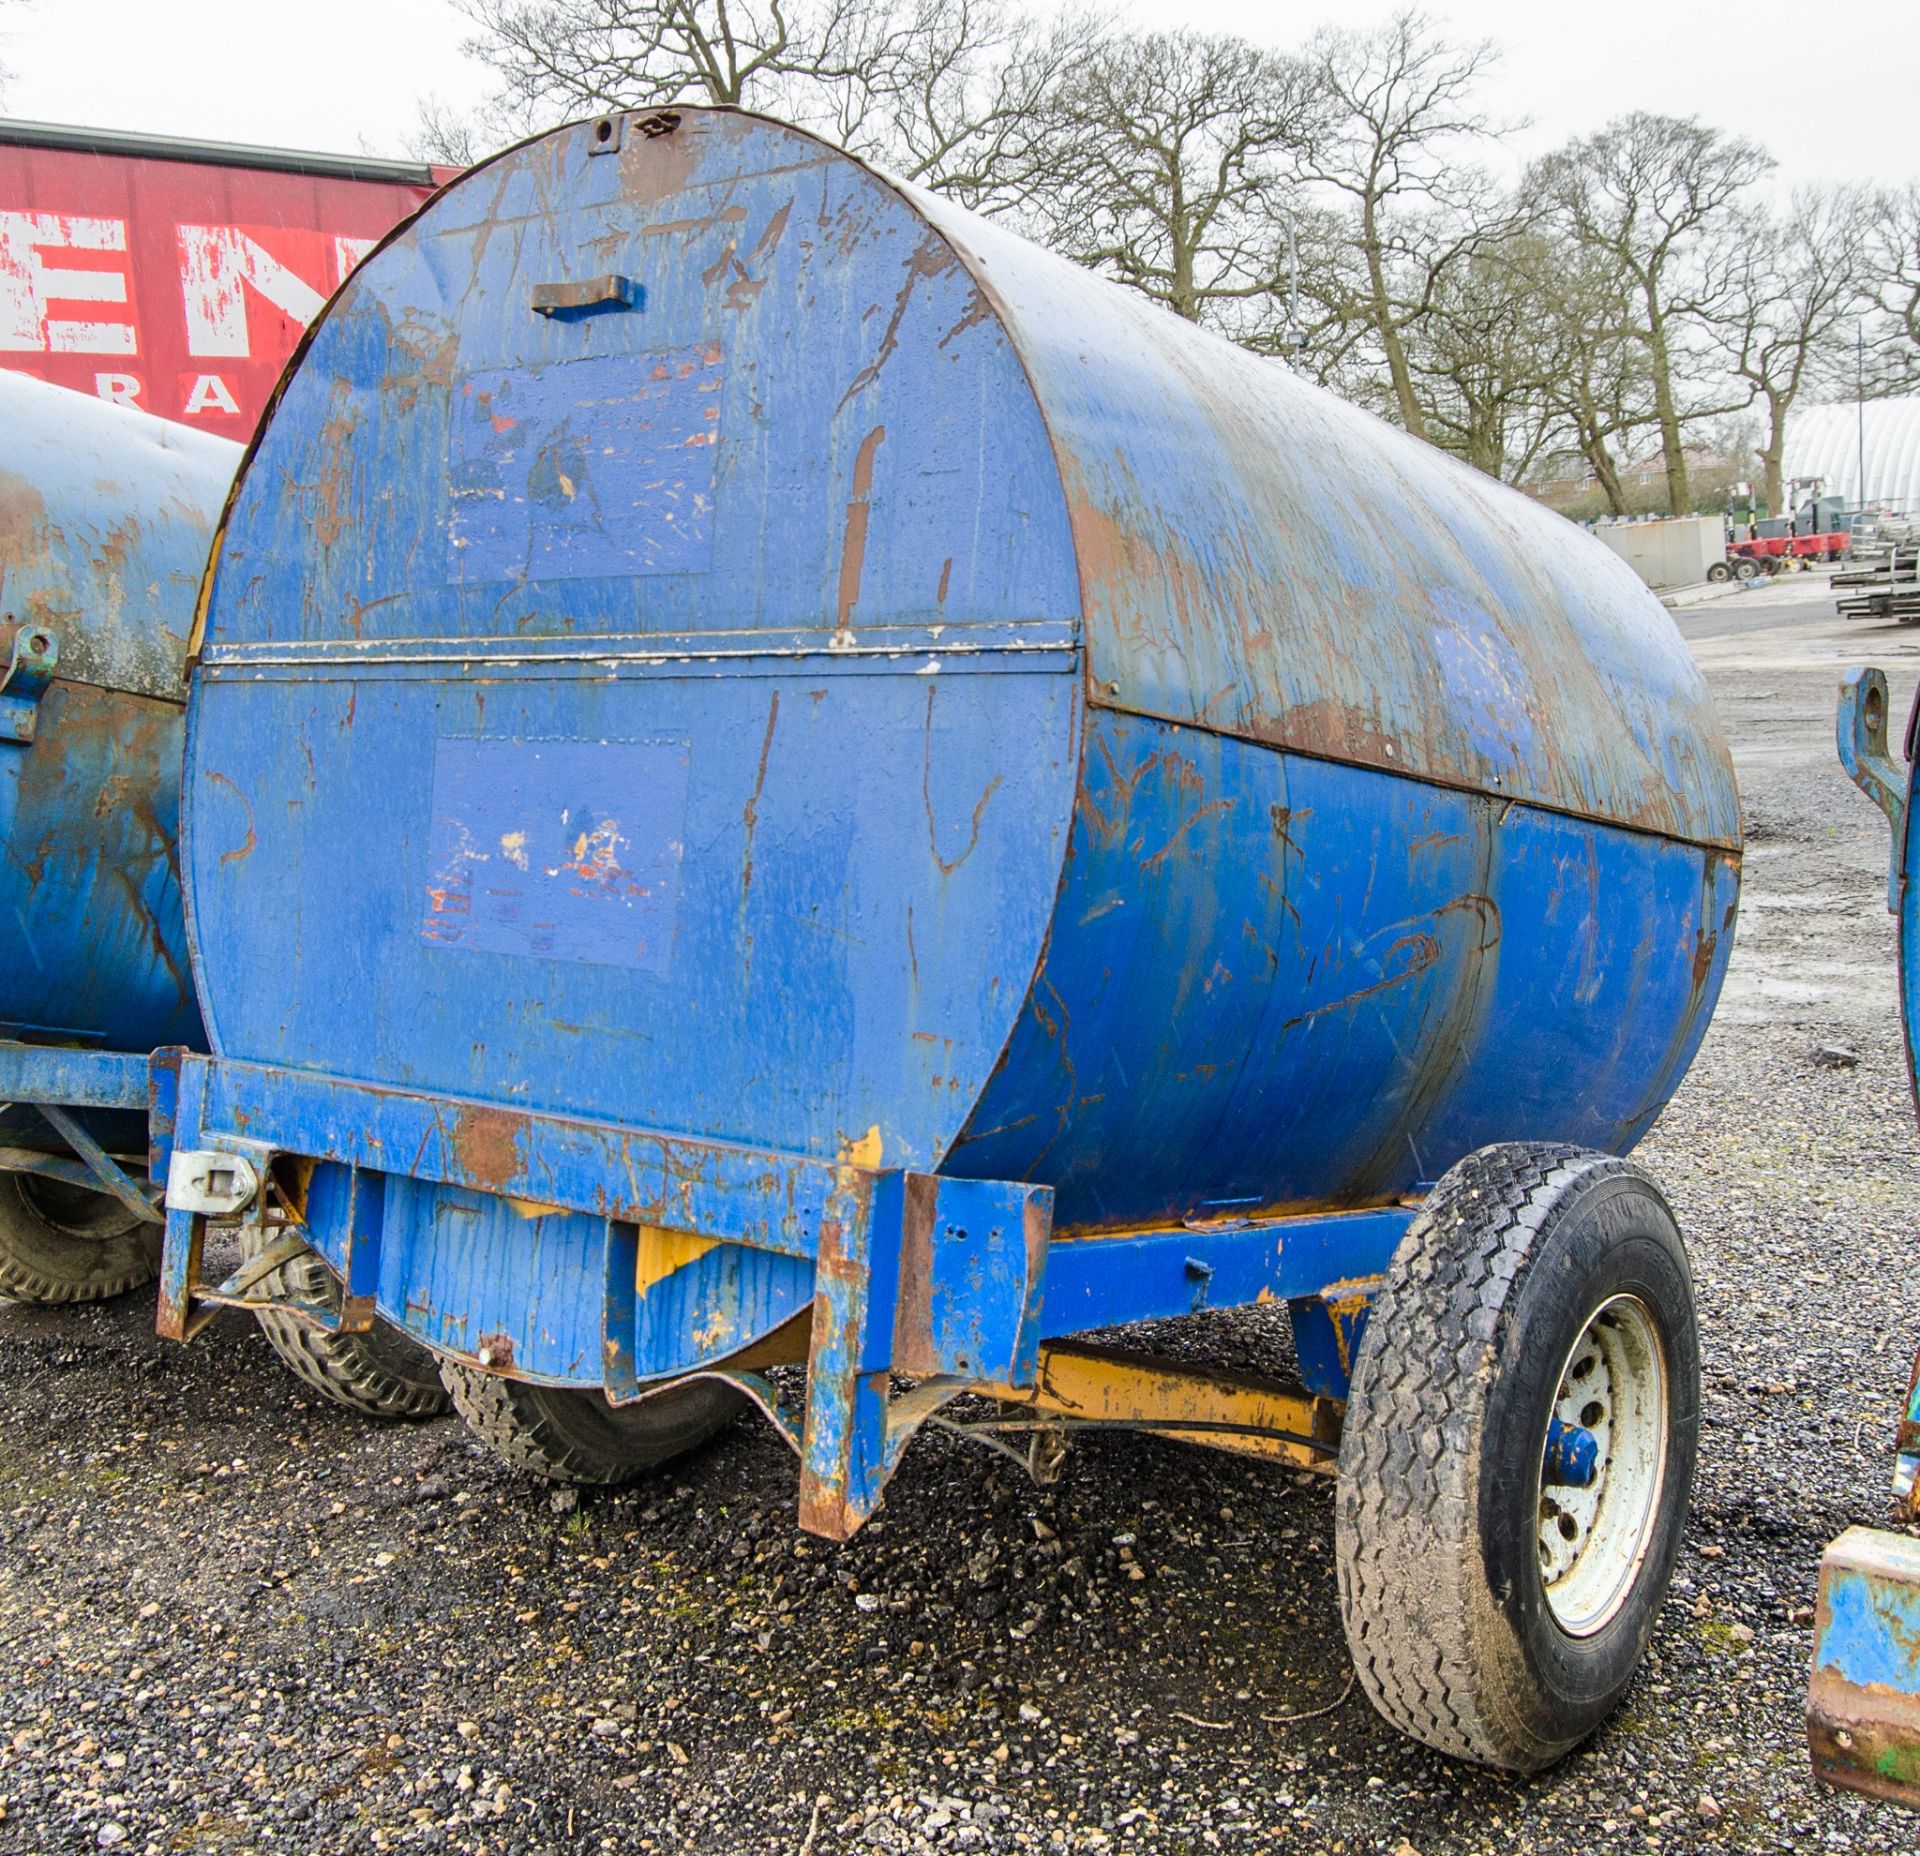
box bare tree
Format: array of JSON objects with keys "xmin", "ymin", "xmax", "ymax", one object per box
[
  {"xmin": 428, "ymin": 0, "xmax": 1097, "ymax": 204},
  {"xmin": 1721, "ymin": 187, "xmax": 1872, "ymax": 514},
  {"xmin": 450, "ymin": 0, "xmax": 860, "ymax": 116},
  {"xmin": 412, "ymin": 96, "xmax": 496, "ymax": 167},
  {"xmin": 1018, "ymin": 30, "xmax": 1313, "ymax": 337},
  {"xmin": 1403, "ymin": 234, "xmax": 1562, "ymax": 483},
  {"xmin": 1287, "ymin": 9, "xmax": 1517, "ymax": 440},
  {"xmin": 818, "ymin": 0, "xmax": 1100, "ymax": 211},
  {"xmin": 1863, "ymin": 182, "xmax": 1920, "ymax": 396},
  {"xmin": 0, "ymin": 0, "xmax": 25, "ymax": 106},
  {"xmin": 1530, "ymin": 112, "xmax": 1772, "ymax": 514},
  {"xmin": 1505, "ymin": 233, "xmax": 1661, "ymax": 517}
]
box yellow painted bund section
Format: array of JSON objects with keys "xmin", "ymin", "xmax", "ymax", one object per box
[
  {"xmin": 985, "ymin": 1341, "xmax": 1344, "ymax": 1471},
  {"xmin": 634, "ymin": 1226, "xmax": 721, "ymax": 1296}
]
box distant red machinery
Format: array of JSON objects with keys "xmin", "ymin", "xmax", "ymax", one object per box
[{"xmin": 1707, "ymin": 531, "xmax": 1852, "ymax": 581}]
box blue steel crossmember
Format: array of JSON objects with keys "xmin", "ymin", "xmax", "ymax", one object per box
[{"xmin": 153, "ymin": 1050, "xmax": 1419, "ymax": 1538}]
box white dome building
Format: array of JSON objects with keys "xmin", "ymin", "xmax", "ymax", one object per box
[{"xmin": 1784, "ymin": 396, "xmax": 1920, "ymax": 516}]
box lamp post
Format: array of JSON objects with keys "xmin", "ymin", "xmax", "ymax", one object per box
[{"xmin": 1857, "ymin": 322, "xmax": 1867, "ymax": 522}]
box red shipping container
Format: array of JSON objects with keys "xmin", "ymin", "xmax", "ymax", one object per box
[{"xmin": 0, "ymin": 120, "xmax": 453, "ymax": 437}]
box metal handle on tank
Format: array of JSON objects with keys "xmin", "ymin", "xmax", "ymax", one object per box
[{"xmin": 530, "ymin": 275, "xmax": 645, "ymax": 320}]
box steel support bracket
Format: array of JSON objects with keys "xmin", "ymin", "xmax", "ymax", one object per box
[
  {"xmin": 1286, "ymin": 1274, "xmax": 1385, "ymax": 1399},
  {"xmin": 157, "ymin": 1120, "xmax": 275, "ymax": 1341},
  {"xmin": 0, "ymin": 625, "xmax": 57, "ymax": 747},
  {"xmin": 35, "ymin": 1101, "xmax": 162, "ymax": 1224},
  {"xmin": 795, "ymin": 1170, "xmax": 1055, "ymax": 1541},
  {"xmin": 1838, "ymin": 667, "xmax": 1908, "ymax": 911}
]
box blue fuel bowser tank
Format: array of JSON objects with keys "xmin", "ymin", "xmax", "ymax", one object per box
[
  {"xmin": 161, "ymin": 109, "xmax": 1740, "ymax": 1771},
  {"xmin": 0, "ymin": 373, "xmax": 229, "ymax": 1301}
]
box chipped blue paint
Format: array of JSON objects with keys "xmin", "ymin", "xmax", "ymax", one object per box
[{"xmin": 170, "ymin": 110, "xmax": 1740, "ymax": 1536}]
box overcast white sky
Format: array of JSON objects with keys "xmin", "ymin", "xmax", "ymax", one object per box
[{"xmin": 3, "ymin": 0, "xmax": 1915, "ymax": 189}]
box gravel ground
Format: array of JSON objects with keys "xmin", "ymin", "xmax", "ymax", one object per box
[{"xmin": 5, "ymin": 574, "xmax": 1920, "ymax": 1856}]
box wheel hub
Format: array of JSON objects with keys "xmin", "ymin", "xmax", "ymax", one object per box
[{"xmin": 1537, "ymin": 1294, "xmax": 1669, "ymax": 1637}]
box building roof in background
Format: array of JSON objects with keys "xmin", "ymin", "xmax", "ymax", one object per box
[
  {"xmin": 1785, "ymin": 396, "xmax": 1920, "ymax": 515},
  {"xmin": 0, "ymin": 117, "xmax": 444, "ymax": 187}
]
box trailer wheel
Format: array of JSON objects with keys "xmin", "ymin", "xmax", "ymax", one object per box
[
  {"xmin": 441, "ymin": 1363, "xmax": 744, "ymax": 1485},
  {"xmin": 248, "ymin": 1243, "xmax": 449, "ymax": 1420},
  {"xmin": 1705, "ymin": 561, "xmax": 1731, "ymax": 582},
  {"xmin": 1732, "ymin": 557, "xmax": 1760, "ymax": 581},
  {"xmin": 1335, "ymin": 1141, "xmax": 1698, "ymax": 1772},
  {"xmin": 0, "ymin": 1172, "xmax": 159, "ymax": 1304}
]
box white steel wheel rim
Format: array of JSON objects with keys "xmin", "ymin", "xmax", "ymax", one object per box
[{"xmin": 1536, "ymin": 1293, "xmax": 1669, "ymax": 1638}]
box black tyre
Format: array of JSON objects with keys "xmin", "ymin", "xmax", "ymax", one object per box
[
  {"xmin": 1705, "ymin": 561, "xmax": 1730, "ymax": 583},
  {"xmin": 0, "ymin": 1171, "xmax": 160, "ymax": 1304},
  {"xmin": 250, "ymin": 1243, "xmax": 449, "ymax": 1420},
  {"xmin": 1733, "ymin": 557, "xmax": 1760, "ymax": 581},
  {"xmin": 442, "ymin": 1362, "xmax": 744, "ymax": 1485},
  {"xmin": 1335, "ymin": 1142, "xmax": 1699, "ymax": 1772}
]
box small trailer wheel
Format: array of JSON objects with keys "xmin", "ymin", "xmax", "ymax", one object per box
[
  {"xmin": 1732, "ymin": 557, "xmax": 1761, "ymax": 581},
  {"xmin": 0, "ymin": 1173, "xmax": 159, "ymax": 1304},
  {"xmin": 248, "ymin": 1242, "xmax": 449, "ymax": 1420},
  {"xmin": 1335, "ymin": 1141, "xmax": 1699, "ymax": 1772},
  {"xmin": 441, "ymin": 1363, "xmax": 745, "ymax": 1485},
  {"xmin": 1705, "ymin": 561, "xmax": 1731, "ymax": 583}
]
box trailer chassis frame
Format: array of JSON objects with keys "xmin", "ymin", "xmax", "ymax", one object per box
[{"xmin": 152, "ymin": 1051, "xmax": 1410, "ymax": 1537}]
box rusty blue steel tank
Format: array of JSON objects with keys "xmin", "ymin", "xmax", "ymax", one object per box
[
  {"xmin": 0, "ymin": 373, "xmax": 236, "ymax": 1070},
  {"xmin": 0, "ymin": 374, "xmax": 236, "ymax": 1300},
  {"xmin": 165, "ymin": 109, "xmax": 1740, "ymax": 1539}
]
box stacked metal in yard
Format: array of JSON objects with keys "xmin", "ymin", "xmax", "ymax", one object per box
[
  {"xmin": 141, "ymin": 106, "xmax": 1745, "ymax": 1774},
  {"xmin": 1835, "ymin": 537, "xmax": 1920, "ymax": 624}
]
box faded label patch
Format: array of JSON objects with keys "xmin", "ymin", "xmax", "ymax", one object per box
[
  {"xmin": 448, "ymin": 344, "xmax": 724, "ymax": 582},
  {"xmin": 422, "ymin": 737, "xmax": 689, "ymax": 970}
]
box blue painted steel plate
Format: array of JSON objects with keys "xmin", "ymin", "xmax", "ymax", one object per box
[{"xmin": 189, "ymin": 110, "xmax": 1084, "ymax": 1179}]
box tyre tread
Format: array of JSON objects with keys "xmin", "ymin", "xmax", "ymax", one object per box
[
  {"xmin": 253, "ymin": 1250, "xmax": 449, "ymax": 1421},
  {"xmin": 441, "ymin": 1362, "xmax": 741, "ymax": 1486},
  {"xmin": 0, "ymin": 1175, "xmax": 158, "ymax": 1305},
  {"xmin": 1335, "ymin": 1140, "xmax": 1643, "ymax": 1770}
]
